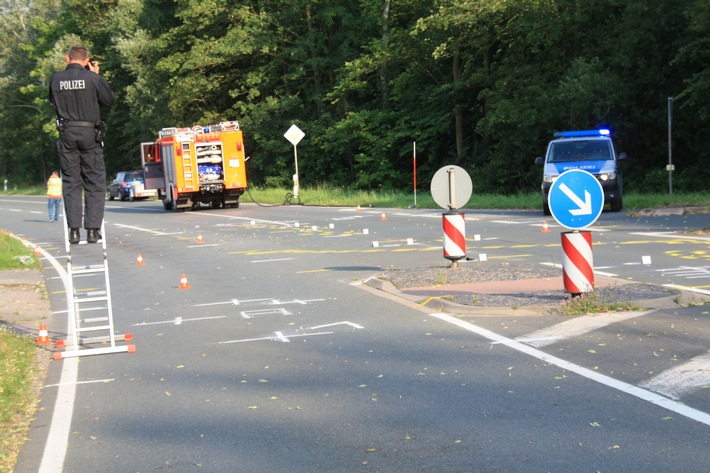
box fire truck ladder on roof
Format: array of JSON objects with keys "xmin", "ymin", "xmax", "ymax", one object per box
[{"xmin": 54, "ymin": 220, "xmax": 135, "ymax": 360}]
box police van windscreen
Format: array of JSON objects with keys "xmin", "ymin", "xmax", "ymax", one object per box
[{"xmin": 548, "ymin": 140, "xmax": 612, "ymax": 163}]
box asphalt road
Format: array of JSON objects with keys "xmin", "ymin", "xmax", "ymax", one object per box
[{"xmin": 3, "ymin": 195, "xmax": 709, "ymax": 473}]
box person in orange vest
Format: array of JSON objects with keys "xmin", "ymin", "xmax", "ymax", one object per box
[{"xmin": 46, "ymin": 170, "xmax": 62, "ymax": 222}]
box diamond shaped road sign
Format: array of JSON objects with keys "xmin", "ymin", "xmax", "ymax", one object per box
[
  {"xmin": 284, "ymin": 124, "xmax": 305, "ymax": 146},
  {"xmin": 548, "ymin": 169, "xmax": 604, "ymax": 229}
]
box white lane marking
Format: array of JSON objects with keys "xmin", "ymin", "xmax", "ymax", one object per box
[
  {"xmin": 663, "ymin": 284, "xmax": 710, "ymax": 296},
  {"xmin": 38, "ymin": 358, "xmax": 77, "ymax": 473},
  {"xmin": 12, "ymin": 238, "xmax": 76, "ymax": 472},
  {"xmin": 631, "ymin": 232, "xmax": 710, "ymax": 242},
  {"xmin": 519, "ymin": 311, "xmax": 652, "ymax": 347},
  {"xmin": 431, "ymin": 312, "xmax": 710, "ymax": 427},
  {"xmin": 187, "ymin": 243, "xmax": 219, "ymax": 248},
  {"xmin": 639, "ymin": 351, "xmax": 710, "ymax": 399},
  {"xmin": 252, "ymin": 258, "xmax": 294, "ymax": 263}
]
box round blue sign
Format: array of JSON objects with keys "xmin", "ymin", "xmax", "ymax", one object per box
[{"xmin": 548, "ymin": 169, "xmax": 604, "ymax": 229}]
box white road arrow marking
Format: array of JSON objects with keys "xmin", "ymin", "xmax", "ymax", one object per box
[{"xmin": 559, "ymin": 183, "xmax": 592, "ymax": 216}]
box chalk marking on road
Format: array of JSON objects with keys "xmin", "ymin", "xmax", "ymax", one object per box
[
  {"xmin": 240, "ymin": 308, "xmax": 291, "ymax": 319},
  {"xmin": 274, "ymin": 331, "xmax": 290, "ymax": 342},
  {"xmin": 309, "ymin": 322, "xmax": 364, "ymax": 330},
  {"xmin": 431, "ymin": 312, "xmax": 710, "ymax": 427},
  {"xmin": 219, "ymin": 331, "xmax": 334, "ymax": 344},
  {"xmin": 45, "ymin": 378, "xmax": 115, "ymax": 388},
  {"xmin": 516, "ymin": 311, "xmax": 652, "ymax": 348},
  {"xmin": 132, "ymin": 315, "xmax": 227, "ymax": 326},
  {"xmin": 541, "ymin": 261, "xmax": 618, "ymax": 277},
  {"xmin": 198, "ymin": 212, "xmax": 295, "ymax": 227},
  {"xmin": 194, "ymin": 297, "xmax": 325, "ymax": 307},
  {"xmin": 639, "ymin": 351, "xmax": 710, "ymax": 399},
  {"xmin": 112, "ymin": 223, "xmax": 182, "ymax": 236}
]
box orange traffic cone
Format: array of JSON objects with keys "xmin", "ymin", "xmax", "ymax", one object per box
[
  {"xmin": 356, "ymin": 205, "xmax": 362, "ymax": 212},
  {"xmin": 196, "ymin": 233, "xmax": 204, "ymax": 243},
  {"xmin": 541, "ymin": 221, "xmax": 550, "ymax": 232},
  {"xmin": 36, "ymin": 323, "xmax": 51, "ymax": 345},
  {"xmin": 380, "ymin": 212, "xmax": 387, "ymax": 221},
  {"xmin": 135, "ymin": 253, "xmax": 145, "ymax": 266},
  {"xmin": 178, "ymin": 274, "xmax": 191, "ymax": 289}
]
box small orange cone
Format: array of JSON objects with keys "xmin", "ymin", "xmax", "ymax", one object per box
[
  {"xmin": 178, "ymin": 274, "xmax": 191, "ymax": 289},
  {"xmin": 380, "ymin": 212, "xmax": 387, "ymax": 221},
  {"xmin": 196, "ymin": 233, "xmax": 204, "ymax": 243},
  {"xmin": 356, "ymin": 205, "xmax": 362, "ymax": 212},
  {"xmin": 135, "ymin": 253, "xmax": 145, "ymax": 266},
  {"xmin": 36, "ymin": 323, "xmax": 51, "ymax": 345},
  {"xmin": 541, "ymin": 221, "xmax": 550, "ymax": 232}
]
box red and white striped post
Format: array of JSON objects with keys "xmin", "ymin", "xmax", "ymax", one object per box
[
  {"xmin": 561, "ymin": 230, "xmax": 594, "ymax": 295},
  {"xmin": 443, "ymin": 210, "xmax": 466, "ymax": 268}
]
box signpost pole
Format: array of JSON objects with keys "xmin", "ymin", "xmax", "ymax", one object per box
[
  {"xmin": 413, "ymin": 142, "xmax": 417, "ymax": 208},
  {"xmin": 668, "ymin": 96, "xmax": 673, "ymax": 202}
]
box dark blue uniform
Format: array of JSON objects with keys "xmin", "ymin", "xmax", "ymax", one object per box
[{"xmin": 49, "ymin": 63, "xmax": 114, "ymax": 231}]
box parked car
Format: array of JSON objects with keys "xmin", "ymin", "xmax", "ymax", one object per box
[{"xmin": 107, "ymin": 170, "xmax": 157, "ymax": 201}]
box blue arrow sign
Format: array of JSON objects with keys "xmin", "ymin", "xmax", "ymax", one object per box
[{"xmin": 548, "ymin": 169, "xmax": 604, "ymax": 229}]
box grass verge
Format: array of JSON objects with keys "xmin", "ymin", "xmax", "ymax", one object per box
[
  {"xmin": 558, "ymin": 290, "xmax": 642, "ymax": 315},
  {"xmin": 0, "ymin": 230, "xmax": 44, "ymax": 472}
]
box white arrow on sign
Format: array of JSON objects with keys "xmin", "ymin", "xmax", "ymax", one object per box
[{"xmin": 559, "ymin": 183, "xmax": 592, "ymax": 216}]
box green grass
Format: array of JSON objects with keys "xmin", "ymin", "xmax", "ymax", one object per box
[
  {"xmin": 0, "ymin": 329, "xmax": 42, "ymax": 472},
  {"xmin": 0, "ymin": 232, "xmax": 40, "ymax": 270},
  {"xmin": 557, "ymin": 290, "xmax": 642, "ymax": 315},
  {"xmin": 0, "ymin": 230, "xmax": 43, "ymax": 472},
  {"xmin": 3, "ymin": 185, "xmax": 709, "ymax": 210},
  {"xmin": 241, "ymin": 186, "xmax": 709, "ymax": 210}
]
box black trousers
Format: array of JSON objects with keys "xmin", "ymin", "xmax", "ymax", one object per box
[{"xmin": 58, "ymin": 126, "xmax": 106, "ymax": 230}]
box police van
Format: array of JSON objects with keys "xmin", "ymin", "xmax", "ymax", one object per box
[{"xmin": 535, "ymin": 129, "xmax": 627, "ymax": 215}]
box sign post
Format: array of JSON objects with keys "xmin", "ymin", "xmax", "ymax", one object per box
[
  {"xmin": 431, "ymin": 165, "xmax": 472, "ymax": 268},
  {"xmin": 284, "ymin": 124, "xmax": 305, "ymax": 199},
  {"xmin": 548, "ymin": 169, "xmax": 604, "ymax": 295}
]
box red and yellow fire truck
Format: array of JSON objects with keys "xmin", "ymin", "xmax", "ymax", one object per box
[{"xmin": 140, "ymin": 121, "xmax": 247, "ymax": 211}]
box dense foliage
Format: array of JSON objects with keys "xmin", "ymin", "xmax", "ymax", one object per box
[{"xmin": 1, "ymin": 0, "xmax": 708, "ymax": 194}]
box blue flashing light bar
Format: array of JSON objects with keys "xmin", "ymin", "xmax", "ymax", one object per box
[{"xmin": 553, "ymin": 129, "xmax": 611, "ymax": 138}]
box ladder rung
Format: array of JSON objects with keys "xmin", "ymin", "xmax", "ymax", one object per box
[
  {"xmin": 75, "ymin": 296, "xmax": 108, "ymax": 304},
  {"xmin": 82, "ymin": 316, "xmax": 109, "ymax": 323},
  {"xmin": 76, "ymin": 325, "xmax": 112, "ymax": 332},
  {"xmin": 73, "ymin": 266, "xmax": 106, "ymax": 274}
]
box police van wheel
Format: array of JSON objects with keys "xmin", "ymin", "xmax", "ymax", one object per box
[{"xmin": 610, "ymin": 196, "xmax": 623, "ymax": 212}]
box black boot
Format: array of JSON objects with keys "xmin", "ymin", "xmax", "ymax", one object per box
[
  {"xmin": 87, "ymin": 228, "xmax": 101, "ymax": 243},
  {"xmin": 69, "ymin": 228, "xmax": 80, "ymax": 245}
]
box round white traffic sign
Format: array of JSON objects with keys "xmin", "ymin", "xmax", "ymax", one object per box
[{"xmin": 430, "ymin": 165, "xmax": 472, "ymax": 210}]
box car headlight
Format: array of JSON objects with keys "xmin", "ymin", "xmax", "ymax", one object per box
[
  {"xmin": 598, "ymin": 173, "xmax": 616, "ymax": 181},
  {"xmin": 543, "ymin": 174, "xmax": 558, "ymax": 183}
]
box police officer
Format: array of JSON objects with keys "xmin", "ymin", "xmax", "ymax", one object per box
[{"xmin": 49, "ymin": 45, "xmax": 115, "ymax": 244}]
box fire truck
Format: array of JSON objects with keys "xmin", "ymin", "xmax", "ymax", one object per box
[{"xmin": 140, "ymin": 121, "xmax": 247, "ymax": 211}]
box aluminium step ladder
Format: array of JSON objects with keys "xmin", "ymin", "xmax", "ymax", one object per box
[{"xmin": 53, "ymin": 219, "xmax": 135, "ymax": 360}]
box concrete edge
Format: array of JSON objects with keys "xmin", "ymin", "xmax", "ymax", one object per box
[{"xmin": 361, "ymin": 275, "xmax": 708, "ymax": 317}]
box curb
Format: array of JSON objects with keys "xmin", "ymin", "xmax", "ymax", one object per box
[{"xmin": 363, "ymin": 276, "xmax": 705, "ymax": 317}]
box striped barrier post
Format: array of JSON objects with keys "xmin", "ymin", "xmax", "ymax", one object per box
[
  {"xmin": 443, "ymin": 210, "xmax": 466, "ymax": 267},
  {"xmin": 561, "ymin": 230, "xmax": 594, "ymax": 295}
]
